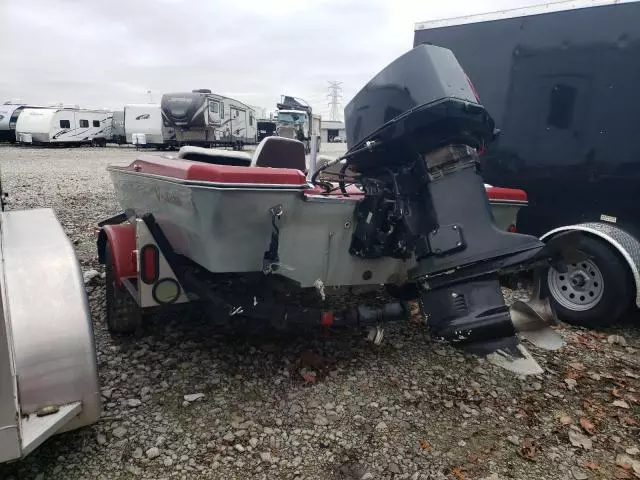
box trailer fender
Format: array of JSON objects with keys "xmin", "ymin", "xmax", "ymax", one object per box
[
  {"xmin": 98, "ymin": 223, "xmax": 136, "ymax": 284},
  {"xmin": 0, "ymin": 208, "xmax": 100, "ymax": 434},
  {"xmin": 540, "ymin": 222, "xmax": 640, "ymax": 308}
]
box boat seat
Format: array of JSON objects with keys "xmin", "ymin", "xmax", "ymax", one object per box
[
  {"xmin": 178, "ymin": 146, "xmax": 251, "ymax": 167},
  {"xmin": 251, "ymin": 136, "xmax": 306, "ymax": 172}
]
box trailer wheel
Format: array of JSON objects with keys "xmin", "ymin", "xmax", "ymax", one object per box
[
  {"xmin": 105, "ymin": 243, "xmax": 142, "ymax": 334},
  {"xmin": 542, "ymin": 235, "xmax": 633, "ymax": 327}
]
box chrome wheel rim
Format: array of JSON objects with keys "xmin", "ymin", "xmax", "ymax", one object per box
[{"xmin": 547, "ymin": 259, "xmax": 604, "ymax": 311}]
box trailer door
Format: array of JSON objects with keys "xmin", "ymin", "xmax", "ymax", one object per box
[
  {"xmin": 501, "ymin": 48, "xmax": 592, "ymax": 169},
  {"xmin": 496, "ymin": 47, "xmax": 594, "ymax": 232},
  {"xmin": 207, "ymin": 99, "xmax": 221, "ymax": 125},
  {"xmin": 534, "ymin": 75, "xmax": 591, "ymax": 166},
  {"xmin": 229, "ymin": 107, "xmax": 245, "ymax": 140}
]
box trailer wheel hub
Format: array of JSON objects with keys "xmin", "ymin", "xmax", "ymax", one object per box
[
  {"xmin": 571, "ymin": 273, "xmax": 587, "ymax": 287},
  {"xmin": 548, "ymin": 259, "xmax": 604, "ymax": 311}
]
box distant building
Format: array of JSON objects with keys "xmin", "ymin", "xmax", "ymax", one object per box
[{"xmin": 320, "ymin": 120, "xmax": 346, "ymax": 143}]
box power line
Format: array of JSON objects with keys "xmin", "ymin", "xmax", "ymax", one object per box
[{"xmin": 327, "ymin": 81, "xmax": 343, "ymax": 121}]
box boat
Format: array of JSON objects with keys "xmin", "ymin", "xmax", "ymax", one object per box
[{"xmin": 100, "ymin": 44, "xmax": 579, "ymax": 374}]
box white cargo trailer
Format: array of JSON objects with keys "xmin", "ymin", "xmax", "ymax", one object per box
[{"xmin": 124, "ymin": 104, "xmax": 171, "ymax": 148}]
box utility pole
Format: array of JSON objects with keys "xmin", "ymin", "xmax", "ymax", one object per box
[{"xmin": 327, "ymin": 81, "xmax": 343, "ymax": 121}]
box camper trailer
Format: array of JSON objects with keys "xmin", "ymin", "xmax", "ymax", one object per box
[
  {"xmin": 160, "ymin": 90, "xmax": 257, "ymax": 149},
  {"xmin": 123, "ymin": 104, "xmax": 170, "ymax": 148},
  {"xmin": 15, "ymin": 108, "xmax": 113, "ymax": 146},
  {"xmin": 112, "ymin": 110, "xmax": 125, "ymax": 145},
  {"xmin": 414, "ymin": 0, "xmax": 640, "ymax": 327},
  {"xmin": 0, "ymin": 103, "xmax": 27, "ymax": 143}
]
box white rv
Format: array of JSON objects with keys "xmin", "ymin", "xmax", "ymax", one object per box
[
  {"xmin": 0, "ymin": 103, "xmax": 26, "ymax": 142},
  {"xmin": 160, "ymin": 89, "xmax": 257, "ymax": 149},
  {"xmin": 15, "ymin": 108, "xmax": 113, "ymax": 146},
  {"xmin": 123, "ymin": 104, "xmax": 171, "ymax": 148}
]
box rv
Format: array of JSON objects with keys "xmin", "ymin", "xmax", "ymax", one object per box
[
  {"xmin": 112, "ymin": 110, "xmax": 125, "ymax": 145},
  {"xmin": 0, "ymin": 103, "xmax": 27, "ymax": 143},
  {"xmin": 15, "ymin": 107, "xmax": 113, "ymax": 146},
  {"xmin": 414, "ymin": 0, "xmax": 640, "ymax": 327},
  {"xmin": 160, "ymin": 89, "xmax": 257, "ymax": 149},
  {"xmin": 123, "ymin": 104, "xmax": 171, "ymax": 148}
]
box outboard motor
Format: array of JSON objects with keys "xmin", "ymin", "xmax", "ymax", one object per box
[{"xmin": 321, "ymin": 44, "xmax": 576, "ymax": 373}]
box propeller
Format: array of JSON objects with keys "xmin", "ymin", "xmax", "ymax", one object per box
[
  {"xmin": 486, "ymin": 343, "xmax": 544, "ymax": 376},
  {"xmin": 511, "ymin": 298, "xmax": 564, "ymax": 351},
  {"xmin": 483, "ymin": 296, "xmax": 564, "ymax": 375}
]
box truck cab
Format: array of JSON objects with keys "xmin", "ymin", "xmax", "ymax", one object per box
[{"xmin": 275, "ymin": 96, "xmax": 321, "ymax": 153}]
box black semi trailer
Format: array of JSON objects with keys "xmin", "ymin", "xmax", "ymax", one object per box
[{"xmin": 414, "ymin": 0, "xmax": 640, "ymax": 327}]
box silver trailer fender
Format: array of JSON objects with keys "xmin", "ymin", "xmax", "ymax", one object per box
[
  {"xmin": 540, "ymin": 222, "xmax": 640, "ymax": 308},
  {"xmin": 0, "ymin": 208, "xmax": 100, "ymax": 463}
]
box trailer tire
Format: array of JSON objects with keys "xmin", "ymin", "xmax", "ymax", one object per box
[
  {"xmin": 105, "ymin": 243, "xmax": 142, "ymax": 334},
  {"xmin": 542, "ymin": 235, "xmax": 633, "ymax": 327}
]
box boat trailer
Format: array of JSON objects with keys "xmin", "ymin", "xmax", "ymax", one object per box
[{"xmin": 98, "ymin": 44, "xmax": 583, "ymax": 375}]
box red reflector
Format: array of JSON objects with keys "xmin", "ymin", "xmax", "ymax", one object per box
[
  {"xmin": 140, "ymin": 245, "xmax": 159, "ymax": 284},
  {"xmin": 507, "ymin": 224, "xmax": 517, "ymax": 233},
  {"xmin": 130, "ymin": 250, "xmax": 138, "ymax": 273},
  {"xmin": 321, "ymin": 311, "xmax": 334, "ymax": 327}
]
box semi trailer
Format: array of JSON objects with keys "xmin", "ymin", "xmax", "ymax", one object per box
[{"xmin": 414, "ymin": 0, "xmax": 640, "ymax": 327}]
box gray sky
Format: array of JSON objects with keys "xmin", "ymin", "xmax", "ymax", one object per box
[{"xmin": 2, "ymin": 0, "xmax": 538, "ymax": 119}]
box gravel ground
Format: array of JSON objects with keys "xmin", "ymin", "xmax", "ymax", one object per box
[{"xmin": 0, "ymin": 144, "xmax": 638, "ymax": 480}]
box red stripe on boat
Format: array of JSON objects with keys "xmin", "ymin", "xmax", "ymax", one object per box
[
  {"xmin": 485, "ymin": 186, "xmax": 527, "ymax": 203},
  {"xmin": 121, "ymin": 155, "xmax": 307, "ymax": 185},
  {"xmin": 117, "ymin": 156, "xmax": 528, "ymax": 201},
  {"xmin": 304, "ymin": 184, "xmax": 527, "ymax": 202}
]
